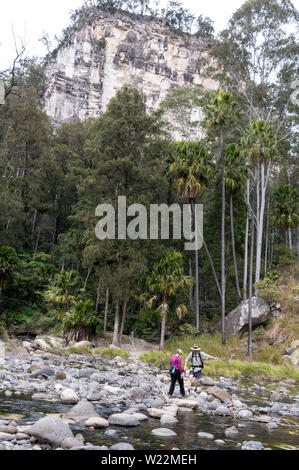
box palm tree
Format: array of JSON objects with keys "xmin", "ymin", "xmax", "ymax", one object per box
[
  {"xmin": 63, "ymin": 299, "xmax": 96, "ymax": 343},
  {"xmin": 241, "ymin": 120, "xmax": 277, "ymax": 288},
  {"xmin": 44, "ymin": 270, "xmax": 78, "ymax": 317},
  {"xmin": 147, "ymin": 248, "xmax": 194, "ymax": 349},
  {"xmin": 223, "ymin": 143, "xmax": 248, "ymax": 301},
  {"xmin": 167, "ymin": 141, "xmax": 213, "ymax": 331},
  {"xmin": 273, "ymin": 185, "xmax": 298, "ymax": 250},
  {"xmin": 203, "ymin": 89, "xmax": 238, "ymax": 344},
  {"xmin": 0, "ymin": 246, "xmax": 20, "ymax": 309}
]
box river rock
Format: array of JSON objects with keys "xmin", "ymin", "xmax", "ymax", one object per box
[
  {"xmin": 131, "ymin": 387, "xmax": 146, "ymax": 400},
  {"xmin": 28, "ymin": 416, "xmax": 73, "ymax": 447},
  {"xmin": 61, "ymin": 389, "xmax": 79, "ymax": 404},
  {"xmin": 238, "ymin": 409, "xmax": 253, "ymax": 420},
  {"xmin": 241, "ymin": 441, "xmax": 264, "ymax": 450},
  {"xmin": 224, "ymin": 426, "xmax": 239, "ymax": 437},
  {"xmin": 132, "ymin": 413, "xmax": 148, "ymax": 421},
  {"xmin": 206, "ymin": 386, "xmax": 231, "ymax": 403},
  {"xmin": 171, "ymin": 398, "xmax": 198, "ymax": 409},
  {"xmin": 32, "ymin": 338, "xmax": 52, "ymax": 352},
  {"xmin": 197, "ymin": 432, "xmax": 214, "ymax": 439},
  {"xmin": 290, "ymin": 349, "xmax": 299, "ymax": 366},
  {"xmin": 55, "ymin": 370, "xmax": 67, "ymax": 380},
  {"xmin": 148, "ymin": 408, "xmax": 168, "ymax": 419},
  {"xmin": 84, "ymin": 417, "xmax": 109, "ymax": 428},
  {"xmin": 222, "ymin": 297, "xmax": 271, "ymax": 336},
  {"xmin": 110, "ymin": 443, "xmax": 134, "ymax": 450},
  {"xmin": 215, "ymin": 406, "xmax": 231, "ymax": 416},
  {"xmin": 104, "ymin": 385, "xmax": 122, "ymax": 395},
  {"xmin": 160, "ymin": 414, "xmax": 177, "ymax": 425},
  {"xmin": 201, "ymin": 377, "xmax": 216, "ymax": 386},
  {"xmin": 270, "ymin": 391, "xmax": 281, "ymax": 402},
  {"xmin": 152, "ymin": 428, "xmax": 177, "ymax": 437},
  {"xmin": 63, "ymin": 400, "xmax": 99, "ymax": 422},
  {"xmin": 0, "ymin": 432, "xmax": 15, "ymax": 441},
  {"xmin": 61, "ymin": 437, "xmax": 85, "ymax": 450},
  {"xmin": 86, "ymin": 390, "xmax": 102, "ymax": 401},
  {"xmin": 79, "ymin": 368, "xmax": 94, "ymax": 379},
  {"xmin": 108, "ymin": 413, "xmax": 140, "ymax": 427}
]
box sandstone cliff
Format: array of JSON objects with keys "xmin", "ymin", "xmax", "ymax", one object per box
[{"xmin": 44, "ymin": 9, "xmax": 217, "ymax": 129}]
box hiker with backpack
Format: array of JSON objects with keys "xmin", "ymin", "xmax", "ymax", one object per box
[
  {"xmin": 168, "ymin": 349, "xmax": 185, "ymax": 397},
  {"xmin": 184, "ymin": 344, "xmax": 218, "ymax": 395}
]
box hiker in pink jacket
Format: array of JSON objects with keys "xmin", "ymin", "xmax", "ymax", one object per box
[{"xmin": 168, "ymin": 349, "xmax": 185, "ymax": 397}]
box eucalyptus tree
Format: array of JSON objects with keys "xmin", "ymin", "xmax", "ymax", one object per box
[
  {"xmin": 203, "ymin": 89, "xmax": 238, "ymax": 344},
  {"xmin": 241, "ymin": 120, "xmax": 277, "ymax": 289},
  {"xmin": 273, "ymin": 184, "xmax": 299, "ymax": 249}
]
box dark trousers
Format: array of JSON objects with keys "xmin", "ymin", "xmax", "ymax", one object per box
[{"xmin": 169, "ymin": 370, "xmax": 185, "ymax": 396}]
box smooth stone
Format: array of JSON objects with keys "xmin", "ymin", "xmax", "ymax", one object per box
[
  {"xmin": 61, "ymin": 437, "xmax": 84, "ymax": 449},
  {"xmin": 84, "ymin": 417, "xmax": 109, "ymax": 428},
  {"xmin": 224, "ymin": 426, "xmax": 239, "ymax": 437},
  {"xmin": 238, "ymin": 409, "xmax": 253, "ymax": 420},
  {"xmin": 197, "ymin": 432, "xmax": 214, "ymax": 439},
  {"xmin": 108, "ymin": 413, "xmax": 140, "ymax": 427},
  {"xmin": 110, "ymin": 443, "xmax": 134, "ymax": 450},
  {"xmin": 0, "ymin": 432, "xmax": 15, "ymax": 441},
  {"xmin": 215, "ymin": 406, "xmax": 231, "ymax": 416},
  {"xmin": 152, "ymin": 428, "xmax": 177, "ymax": 437},
  {"xmin": 206, "ymin": 386, "xmax": 232, "ymax": 403},
  {"xmin": 60, "ymin": 389, "xmax": 79, "ymax": 404},
  {"xmin": 160, "ymin": 414, "xmax": 178, "ymax": 425}
]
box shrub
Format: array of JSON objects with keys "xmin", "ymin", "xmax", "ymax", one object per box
[
  {"xmin": 93, "ymin": 348, "xmax": 129, "ymax": 359},
  {"xmin": 255, "ymin": 276, "xmax": 280, "ymax": 301}
]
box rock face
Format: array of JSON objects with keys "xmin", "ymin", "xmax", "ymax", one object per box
[
  {"xmin": 222, "ymin": 297, "xmax": 271, "ymax": 336},
  {"xmin": 44, "ymin": 9, "xmax": 216, "ymax": 131}
]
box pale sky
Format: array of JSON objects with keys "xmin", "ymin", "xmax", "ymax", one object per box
[{"xmin": 0, "ymin": 0, "xmax": 298, "ymax": 70}]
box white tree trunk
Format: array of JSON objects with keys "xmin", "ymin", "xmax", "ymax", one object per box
[{"xmin": 243, "ymin": 178, "xmax": 250, "ymax": 300}]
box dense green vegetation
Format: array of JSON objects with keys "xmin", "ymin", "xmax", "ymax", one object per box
[{"xmin": 0, "ymin": 0, "xmax": 298, "ymax": 358}]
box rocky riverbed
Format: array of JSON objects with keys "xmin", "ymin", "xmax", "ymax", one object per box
[{"xmin": 0, "ymin": 342, "xmax": 298, "ymax": 451}]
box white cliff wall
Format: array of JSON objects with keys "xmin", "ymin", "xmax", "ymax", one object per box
[{"xmin": 44, "ymin": 10, "xmax": 217, "ymax": 129}]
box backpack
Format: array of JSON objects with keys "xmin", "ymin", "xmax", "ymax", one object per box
[
  {"xmin": 191, "ymin": 351, "xmax": 204, "ymax": 369},
  {"xmin": 169, "ymin": 356, "xmax": 179, "ymax": 375}
]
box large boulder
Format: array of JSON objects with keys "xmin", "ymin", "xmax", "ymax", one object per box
[
  {"xmin": 62, "ymin": 400, "xmax": 99, "ymax": 423},
  {"xmin": 223, "ymin": 297, "xmax": 271, "ymax": 336},
  {"xmin": 206, "ymin": 386, "xmax": 231, "ymax": 403},
  {"xmin": 27, "ymin": 416, "xmax": 73, "ymax": 447}
]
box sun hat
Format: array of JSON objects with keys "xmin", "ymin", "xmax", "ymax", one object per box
[
  {"xmin": 191, "ymin": 344, "xmax": 200, "ymax": 351},
  {"xmin": 176, "ymin": 349, "xmax": 183, "ymax": 354}
]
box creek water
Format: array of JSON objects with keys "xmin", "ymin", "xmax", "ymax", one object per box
[{"xmin": 0, "ymin": 390, "xmax": 298, "ymax": 450}]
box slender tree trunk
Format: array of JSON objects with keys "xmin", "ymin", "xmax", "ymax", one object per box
[
  {"xmin": 160, "ymin": 300, "xmax": 167, "ymax": 350},
  {"xmin": 83, "ymin": 265, "xmax": 93, "ymax": 290},
  {"xmin": 255, "ymin": 161, "xmax": 271, "ymax": 290},
  {"xmin": 248, "ymin": 168, "xmax": 257, "ymax": 360},
  {"xmin": 104, "ymin": 288, "xmax": 109, "ymax": 334},
  {"xmin": 220, "ymin": 126, "xmax": 226, "ymax": 345},
  {"xmin": 192, "ymin": 201, "xmax": 200, "ymax": 331},
  {"xmin": 230, "ymin": 193, "xmax": 242, "ymax": 301},
  {"xmin": 95, "ymin": 277, "xmax": 101, "ymax": 315},
  {"xmin": 189, "ymin": 257, "xmax": 193, "ymax": 310},
  {"xmin": 264, "ymin": 197, "xmax": 270, "ymax": 276},
  {"xmin": 31, "ymin": 209, "xmax": 37, "ymax": 240},
  {"xmin": 119, "ymin": 299, "xmax": 128, "ymax": 344},
  {"xmin": 288, "ymin": 227, "xmax": 293, "ymax": 250},
  {"xmin": 112, "ymin": 301, "xmax": 120, "ymax": 347},
  {"xmin": 243, "ymin": 178, "xmax": 250, "ymax": 300},
  {"xmin": 34, "ymin": 228, "xmax": 41, "ymax": 256},
  {"xmin": 202, "ymin": 238, "xmax": 222, "ymax": 300}
]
